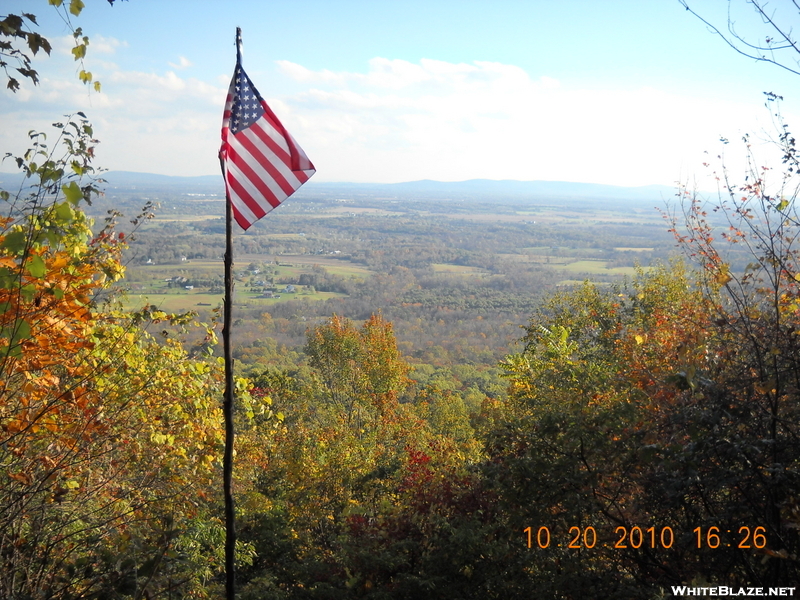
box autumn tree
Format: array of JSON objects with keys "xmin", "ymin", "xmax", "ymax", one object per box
[
  {"xmin": 304, "ymin": 313, "xmax": 411, "ymax": 428},
  {"xmin": 0, "ymin": 114, "xmax": 230, "ymax": 598},
  {"xmin": 486, "ymin": 108, "xmax": 800, "ymax": 594},
  {"xmin": 655, "ymin": 100, "xmax": 800, "ymax": 585},
  {"xmin": 239, "ymin": 314, "xmax": 471, "ymax": 598}
]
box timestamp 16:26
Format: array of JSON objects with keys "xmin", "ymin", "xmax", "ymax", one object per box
[{"xmin": 524, "ymin": 526, "xmax": 767, "ymax": 550}]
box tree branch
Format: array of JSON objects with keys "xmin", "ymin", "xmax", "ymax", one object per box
[{"xmin": 678, "ymin": 0, "xmax": 800, "ymax": 77}]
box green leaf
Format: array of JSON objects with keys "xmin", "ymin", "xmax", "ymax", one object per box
[
  {"xmin": 26, "ymin": 255, "xmax": 46, "ymax": 278},
  {"xmin": 55, "ymin": 201, "xmax": 74, "ymax": 223},
  {"xmin": 2, "ymin": 319, "xmax": 31, "ymax": 346},
  {"xmin": 20, "ymin": 284, "xmax": 36, "ymax": 302},
  {"xmin": 39, "ymin": 163, "xmax": 63, "ymax": 184},
  {"xmin": 43, "ymin": 231, "xmax": 61, "ymax": 247},
  {"xmin": 62, "ymin": 181, "xmax": 82, "ymax": 205},
  {"xmin": 15, "ymin": 320, "xmax": 30, "ymax": 342},
  {"xmin": 1, "ymin": 231, "xmax": 27, "ymax": 255},
  {"xmin": 0, "ymin": 267, "xmax": 15, "ymax": 289},
  {"xmin": 93, "ymin": 81, "xmax": 101, "ymax": 93},
  {"xmin": 0, "ymin": 344, "xmax": 21, "ymax": 358}
]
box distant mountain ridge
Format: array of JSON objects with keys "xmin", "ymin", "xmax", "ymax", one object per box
[
  {"xmin": 318, "ymin": 179, "xmax": 677, "ymax": 202},
  {"xmin": 0, "ymin": 171, "xmax": 679, "ymax": 202}
]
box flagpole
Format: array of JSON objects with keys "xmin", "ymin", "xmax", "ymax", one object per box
[
  {"xmin": 220, "ymin": 26, "xmax": 242, "ymax": 600},
  {"xmin": 223, "ymin": 178, "xmax": 236, "ymax": 599},
  {"xmin": 218, "ymin": 26, "xmax": 315, "ymax": 595}
]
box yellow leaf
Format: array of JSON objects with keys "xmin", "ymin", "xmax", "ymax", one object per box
[
  {"xmin": 69, "ymin": 0, "xmax": 85, "ymax": 16},
  {"xmin": 715, "ymin": 264, "xmax": 732, "ymax": 285}
]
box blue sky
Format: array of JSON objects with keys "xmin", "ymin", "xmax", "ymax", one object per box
[{"xmin": 2, "ymin": 0, "xmax": 799, "ymax": 187}]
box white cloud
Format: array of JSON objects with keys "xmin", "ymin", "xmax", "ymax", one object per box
[
  {"xmin": 279, "ymin": 57, "xmax": 538, "ymax": 95},
  {"xmin": 3, "ymin": 54, "xmax": 796, "ymax": 186},
  {"xmin": 91, "ymin": 35, "xmax": 127, "ymax": 55},
  {"xmin": 273, "ymin": 58, "xmax": 794, "ymax": 187},
  {"xmin": 47, "ymin": 34, "xmax": 126, "ymax": 57},
  {"xmin": 168, "ymin": 56, "xmax": 193, "ymax": 70},
  {"xmin": 105, "ymin": 69, "xmax": 226, "ymax": 108},
  {"xmin": 0, "ymin": 55, "xmax": 229, "ymax": 177},
  {"xmin": 276, "ymin": 61, "xmax": 346, "ymax": 85}
]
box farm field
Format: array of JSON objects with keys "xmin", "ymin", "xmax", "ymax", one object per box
[
  {"xmin": 121, "ymin": 285, "xmax": 348, "ymax": 313},
  {"xmin": 246, "ymin": 254, "xmax": 372, "ymax": 278},
  {"xmin": 122, "ymin": 291, "xmax": 223, "ymax": 313},
  {"xmin": 431, "ymin": 263, "xmax": 489, "ymax": 275},
  {"xmin": 561, "ymin": 259, "xmax": 640, "ymax": 276},
  {"xmin": 113, "ymin": 192, "xmax": 674, "ymax": 321}
]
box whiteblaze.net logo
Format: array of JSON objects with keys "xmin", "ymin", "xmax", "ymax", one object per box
[{"xmin": 671, "ymin": 587, "xmax": 796, "ymax": 597}]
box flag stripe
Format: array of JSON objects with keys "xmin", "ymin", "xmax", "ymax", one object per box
[
  {"xmin": 227, "ymin": 138, "xmax": 287, "ymax": 206},
  {"xmin": 225, "ymin": 155, "xmax": 277, "ymax": 220},
  {"xmin": 227, "ymin": 177, "xmax": 262, "ymax": 229},
  {"xmin": 239, "ymin": 127, "xmax": 299, "ymax": 195},
  {"xmin": 220, "ymin": 64, "xmax": 315, "ymax": 230}
]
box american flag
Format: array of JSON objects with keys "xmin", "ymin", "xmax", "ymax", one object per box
[{"xmin": 220, "ymin": 62, "xmax": 315, "ymax": 229}]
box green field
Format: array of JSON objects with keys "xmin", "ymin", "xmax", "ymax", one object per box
[
  {"xmin": 247, "ymin": 255, "xmax": 372, "ymax": 279},
  {"xmin": 562, "ymin": 260, "xmax": 638, "ymax": 276},
  {"xmin": 150, "ymin": 215, "xmax": 222, "ymax": 223},
  {"xmin": 121, "ymin": 288, "xmax": 347, "ymax": 313},
  {"xmin": 119, "ymin": 254, "xmax": 365, "ymax": 312},
  {"xmin": 122, "ymin": 291, "xmax": 223, "ymax": 312},
  {"xmin": 431, "ymin": 263, "xmax": 488, "ymax": 274}
]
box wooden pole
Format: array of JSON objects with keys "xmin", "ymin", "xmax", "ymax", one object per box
[
  {"xmin": 223, "ymin": 185, "xmax": 236, "ymax": 600},
  {"xmin": 222, "ymin": 161, "xmax": 236, "ymax": 600},
  {"xmin": 221, "ymin": 26, "xmax": 241, "ymax": 600}
]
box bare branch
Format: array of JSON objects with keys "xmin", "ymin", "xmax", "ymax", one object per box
[
  {"xmin": 678, "ymin": 0, "xmax": 800, "ymax": 77},
  {"xmin": 746, "ymin": 0, "xmax": 800, "ymax": 55}
]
